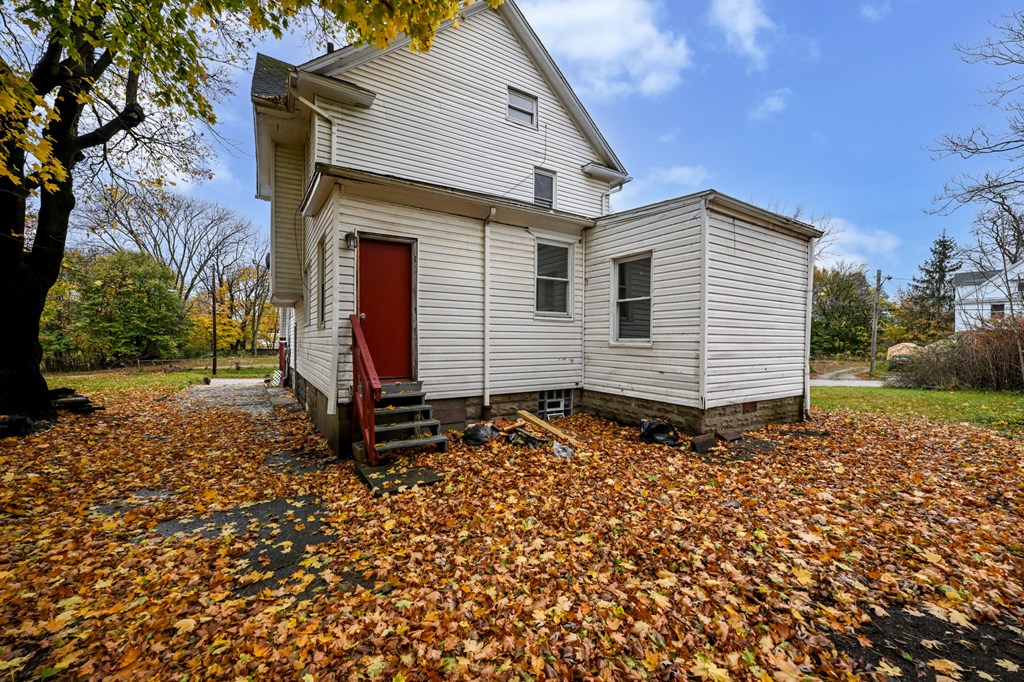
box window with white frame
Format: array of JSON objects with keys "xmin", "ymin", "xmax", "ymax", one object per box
[
  {"xmin": 536, "ymin": 242, "xmax": 570, "ymax": 314},
  {"xmin": 616, "ymin": 255, "xmax": 652, "ymax": 340},
  {"xmin": 507, "ymin": 88, "xmax": 537, "ymax": 125},
  {"xmin": 534, "ymin": 169, "xmax": 555, "ymax": 208}
]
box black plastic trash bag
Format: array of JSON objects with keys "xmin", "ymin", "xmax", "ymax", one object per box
[
  {"xmin": 639, "ymin": 419, "xmax": 682, "ymax": 447},
  {"xmin": 462, "ymin": 423, "xmax": 501, "ymax": 445}
]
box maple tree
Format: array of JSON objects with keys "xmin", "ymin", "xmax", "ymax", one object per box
[
  {"xmin": 1, "ymin": 382, "xmax": 1022, "ymax": 679},
  {"xmin": 0, "ymin": 0, "xmax": 502, "ymax": 419}
]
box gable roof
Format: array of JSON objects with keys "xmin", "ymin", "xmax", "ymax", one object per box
[
  {"xmin": 951, "ymin": 270, "xmax": 999, "ymax": 288},
  {"xmin": 297, "ymin": 0, "xmax": 628, "ymax": 180}
]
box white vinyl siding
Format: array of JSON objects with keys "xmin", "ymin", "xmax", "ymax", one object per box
[
  {"xmin": 704, "ymin": 210, "xmax": 810, "ymax": 407},
  {"xmin": 585, "ymin": 198, "xmax": 704, "ymax": 406},
  {"xmin": 270, "ymin": 144, "xmax": 304, "ymax": 304},
  {"xmin": 327, "ymin": 195, "xmax": 585, "ymax": 401},
  {"xmin": 321, "ymin": 9, "xmax": 610, "ymax": 217},
  {"xmin": 294, "ymin": 196, "xmax": 338, "ymax": 396}
]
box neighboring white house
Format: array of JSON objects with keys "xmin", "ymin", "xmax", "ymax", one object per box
[
  {"xmin": 252, "ymin": 0, "xmax": 821, "ymax": 455},
  {"xmin": 952, "ymin": 265, "xmax": 1024, "ymax": 331}
]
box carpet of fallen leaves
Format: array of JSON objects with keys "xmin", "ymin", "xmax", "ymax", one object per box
[{"xmin": 1, "ymin": 386, "xmax": 1023, "ymax": 681}]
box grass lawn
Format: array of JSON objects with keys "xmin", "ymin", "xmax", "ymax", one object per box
[
  {"xmin": 45, "ymin": 364, "xmax": 277, "ymax": 396},
  {"xmin": 813, "ymin": 385, "xmax": 1024, "ymax": 436},
  {"xmin": 2, "ymin": 379, "xmax": 1023, "ymax": 679}
]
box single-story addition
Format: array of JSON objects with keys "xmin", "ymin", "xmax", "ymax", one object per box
[
  {"xmin": 253, "ymin": 0, "xmax": 822, "ymax": 460},
  {"xmin": 952, "ymin": 266, "xmax": 1024, "ymax": 331}
]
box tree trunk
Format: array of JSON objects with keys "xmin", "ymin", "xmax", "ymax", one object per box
[{"xmin": 0, "ymin": 267, "xmax": 54, "ymax": 419}]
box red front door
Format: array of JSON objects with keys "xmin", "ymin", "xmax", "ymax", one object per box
[{"xmin": 358, "ymin": 238, "xmax": 414, "ymax": 380}]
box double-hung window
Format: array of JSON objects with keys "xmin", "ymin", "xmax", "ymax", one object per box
[
  {"xmin": 507, "ymin": 88, "xmax": 537, "ymax": 125},
  {"xmin": 616, "ymin": 255, "xmax": 652, "ymax": 340},
  {"xmin": 536, "ymin": 242, "xmax": 570, "ymax": 315}
]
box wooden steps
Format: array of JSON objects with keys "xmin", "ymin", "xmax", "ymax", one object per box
[{"xmin": 367, "ymin": 381, "xmax": 448, "ymax": 460}]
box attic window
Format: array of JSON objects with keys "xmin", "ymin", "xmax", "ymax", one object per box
[
  {"xmin": 507, "ymin": 88, "xmax": 537, "ymax": 125},
  {"xmin": 534, "ymin": 169, "xmax": 555, "ymax": 208}
]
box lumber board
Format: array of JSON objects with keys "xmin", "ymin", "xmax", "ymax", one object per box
[{"xmin": 515, "ymin": 410, "xmax": 585, "ymax": 449}]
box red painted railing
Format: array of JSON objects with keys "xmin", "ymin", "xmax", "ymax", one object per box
[{"xmin": 350, "ymin": 314, "xmax": 382, "ymax": 465}]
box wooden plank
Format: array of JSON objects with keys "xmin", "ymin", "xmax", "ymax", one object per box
[{"xmin": 515, "ymin": 410, "xmax": 584, "ymax": 448}]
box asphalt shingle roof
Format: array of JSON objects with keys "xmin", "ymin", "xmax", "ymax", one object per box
[{"xmin": 251, "ymin": 53, "xmax": 292, "ymax": 103}]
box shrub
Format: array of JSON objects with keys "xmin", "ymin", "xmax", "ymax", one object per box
[{"xmin": 887, "ymin": 318, "xmax": 1024, "ymax": 390}]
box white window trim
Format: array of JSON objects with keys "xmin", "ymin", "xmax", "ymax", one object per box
[
  {"xmin": 507, "ymin": 87, "xmax": 538, "ymax": 128},
  {"xmin": 611, "ymin": 252, "xmax": 653, "ymax": 344},
  {"xmin": 534, "ymin": 168, "xmax": 556, "ymax": 209},
  {"xmin": 533, "ymin": 232, "xmax": 576, "ymax": 321}
]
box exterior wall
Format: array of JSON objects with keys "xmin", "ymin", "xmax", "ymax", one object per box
[
  {"xmin": 319, "ymin": 9, "xmax": 610, "ymax": 217},
  {"xmin": 293, "ymin": 193, "xmax": 338, "ymax": 397},
  {"xmin": 581, "ymin": 390, "xmax": 802, "ymax": 435},
  {"xmin": 954, "ymin": 268, "xmax": 1024, "ymax": 331},
  {"xmin": 270, "ymin": 144, "xmax": 304, "ymax": 303},
  {"xmin": 704, "ymin": 208, "xmax": 810, "ymax": 408},
  {"xmin": 331, "ymin": 192, "xmax": 586, "ymax": 404},
  {"xmin": 584, "ymin": 197, "xmax": 704, "ymax": 408}
]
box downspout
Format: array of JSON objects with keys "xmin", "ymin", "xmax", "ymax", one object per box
[
  {"xmin": 698, "ymin": 194, "xmax": 711, "ymax": 412},
  {"xmin": 803, "ymin": 238, "xmax": 816, "ymax": 420},
  {"xmin": 482, "ymin": 207, "xmax": 497, "ymax": 420},
  {"xmin": 327, "ymin": 207, "xmax": 343, "ymax": 416}
]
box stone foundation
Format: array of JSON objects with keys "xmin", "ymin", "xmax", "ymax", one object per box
[
  {"xmin": 293, "ymin": 371, "xmax": 350, "ymax": 455},
  {"xmin": 579, "ymin": 390, "xmax": 804, "ymax": 435},
  {"xmin": 432, "ymin": 390, "xmax": 582, "ymax": 433}
]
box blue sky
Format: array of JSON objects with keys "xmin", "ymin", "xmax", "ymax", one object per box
[{"xmin": 192, "ymin": 0, "xmax": 1021, "ymax": 287}]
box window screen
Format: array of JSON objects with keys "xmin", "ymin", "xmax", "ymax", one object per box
[
  {"xmin": 616, "ymin": 256, "xmax": 651, "ymax": 340},
  {"xmin": 534, "ymin": 170, "xmax": 554, "ymax": 208}
]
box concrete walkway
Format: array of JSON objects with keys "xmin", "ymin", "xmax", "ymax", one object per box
[{"xmin": 185, "ymin": 377, "xmax": 274, "ymax": 414}]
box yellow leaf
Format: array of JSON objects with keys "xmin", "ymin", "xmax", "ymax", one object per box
[
  {"xmin": 791, "ymin": 566, "xmax": 814, "ymax": 586},
  {"xmin": 174, "ymin": 618, "xmax": 197, "ymax": 635},
  {"xmin": 383, "ymin": 519, "xmax": 396, "ymax": 531},
  {"xmin": 928, "ymin": 659, "xmax": 962, "ymax": 674},
  {"xmin": 996, "ymin": 659, "xmax": 1021, "ymax": 672},
  {"xmin": 875, "ymin": 660, "xmax": 903, "ymax": 677},
  {"xmin": 690, "ymin": 657, "xmax": 730, "ymax": 681}
]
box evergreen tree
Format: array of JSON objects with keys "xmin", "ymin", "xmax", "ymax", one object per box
[{"xmin": 910, "ymin": 231, "xmax": 961, "ymax": 322}]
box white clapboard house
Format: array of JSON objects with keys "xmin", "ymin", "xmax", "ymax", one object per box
[
  {"xmin": 253, "ymin": 0, "xmax": 821, "ymax": 460},
  {"xmin": 952, "ymin": 265, "xmax": 1024, "ymax": 332}
]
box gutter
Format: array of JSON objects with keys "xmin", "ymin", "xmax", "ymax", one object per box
[
  {"xmin": 482, "ymin": 206, "xmax": 497, "ymax": 420},
  {"xmin": 803, "ymin": 238, "xmax": 816, "ymax": 419}
]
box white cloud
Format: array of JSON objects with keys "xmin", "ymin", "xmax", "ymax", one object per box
[
  {"xmin": 748, "ymin": 88, "xmax": 791, "ymax": 121},
  {"xmin": 518, "ymin": 0, "xmax": 691, "ymax": 99},
  {"xmin": 709, "ymin": 0, "xmax": 775, "ymax": 69},
  {"xmin": 817, "ymin": 217, "xmax": 902, "ymax": 269},
  {"xmin": 657, "ymin": 128, "xmax": 680, "ymax": 144},
  {"xmin": 859, "ymin": 2, "xmax": 891, "ymax": 22},
  {"xmin": 613, "ymin": 165, "xmax": 711, "ymax": 210}
]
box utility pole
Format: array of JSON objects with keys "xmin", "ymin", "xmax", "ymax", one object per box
[
  {"xmin": 869, "ymin": 269, "xmax": 891, "ymax": 378},
  {"xmin": 211, "ymin": 262, "xmax": 218, "ymax": 376}
]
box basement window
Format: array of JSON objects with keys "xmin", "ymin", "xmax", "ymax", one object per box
[
  {"xmin": 507, "ymin": 88, "xmax": 537, "ymax": 126},
  {"xmin": 539, "ymin": 389, "xmax": 573, "ymax": 420},
  {"xmin": 616, "ymin": 255, "xmax": 652, "ymax": 341},
  {"xmin": 536, "ymin": 242, "xmax": 570, "ymax": 315}
]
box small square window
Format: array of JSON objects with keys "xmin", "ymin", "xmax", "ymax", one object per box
[
  {"xmin": 534, "ymin": 169, "xmax": 555, "ymax": 208},
  {"xmin": 507, "ymin": 88, "xmax": 537, "ymax": 125},
  {"xmin": 991, "ymin": 303, "xmax": 1005, "ymax": 319},
  {"xmin": 616, "ymin": 255, "xmax": 652, "ymax": 340},
  {"xmin": 539, "ymin": 389, "xmax": 573, "ymax": 420},
  {"xmin": 536, "ymin": 242, "xmax": 569, "ymax": 314}
]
